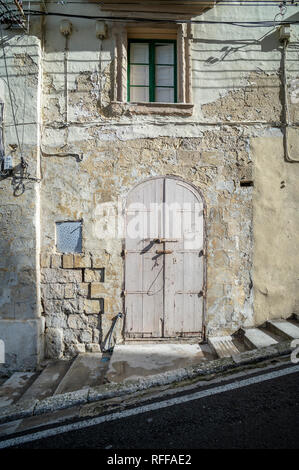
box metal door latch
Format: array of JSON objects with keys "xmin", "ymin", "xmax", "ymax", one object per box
[
  {"xmin": 156, "ymin": 249, "xmax": 173, "ymax": 255},
  {"xmin": 153, "ymin": 238, "xmax": 178, "ymax": 243}
]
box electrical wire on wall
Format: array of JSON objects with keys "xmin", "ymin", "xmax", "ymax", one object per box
[
  {"xmin": 0, "ymin": 0, "xmax": 27, "ymax": 31},
  {"xmin": 0, "ymin": 3, "xmax": 42, "ymax": 194},
  {"xmin": 1, "ymin": 1, "xmax": 298, "ymax": 169}
]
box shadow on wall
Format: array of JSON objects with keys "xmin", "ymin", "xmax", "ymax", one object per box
[{"xmin": 193, "ymin": 11, "xmax": 299, "ymax": 67}]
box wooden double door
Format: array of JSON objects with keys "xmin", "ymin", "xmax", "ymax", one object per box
[{"xmin": 124, "ymin": 176, "xmax": 205, "ymax": 340}]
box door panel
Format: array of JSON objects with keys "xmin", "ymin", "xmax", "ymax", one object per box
[
  {"xmin": 164, "ymin": 178, "xmax": 204, "ymax": 337},
  {"xmin": 125, "ymin": 178, "xmax": 164, "ymax": 338},
  {"xmin": 125, "ymin": 177, "xmax": 204, "ymax": 339}
]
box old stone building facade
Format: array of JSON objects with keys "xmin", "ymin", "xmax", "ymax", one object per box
[{"xmin": 0, "ymin": 0, "xmax": 299, "ymax": 372}]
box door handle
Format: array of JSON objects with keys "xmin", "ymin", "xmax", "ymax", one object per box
[
  {"xmin": 156, "ymin": 250, "xmax": 173, "ymax": 254},
  {"xmin": 153, "ymin": 238, "xmax": 178, "ymax": 243}
]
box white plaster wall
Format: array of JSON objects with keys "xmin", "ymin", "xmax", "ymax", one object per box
[{"xmin": 0, "ymin": 30, "xmax": 43, "ymax": 372}]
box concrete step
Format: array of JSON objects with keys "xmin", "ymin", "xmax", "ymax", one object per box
[
  {"xmin": 0, "ymin": 372, "xmax": 36, "ymax": 408},
  {"xmin": 266, "ymin": 320, "xmax": 299, "ymax": 340},
  {"xmin": 242, "ymin": 328, "xmax": 278, "ymax": 349},
  {"xmin": 208, "ymin": 336, "xmax": 240, "ymax": 358},
  {"xmin": 54, "ymin": 353, "xmax": 107, "ymax": 395},
  {"xmin": 18, "ymin": 360, "xmax": 71, "ymax": 403}
]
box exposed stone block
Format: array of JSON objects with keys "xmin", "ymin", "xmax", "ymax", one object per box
[
  {"xmin": 40, "ymin": 253, "xmax": 51, "ymax": 268},
  {"xmin": 41, "ymin": 283, "xmax": 64, "ymax": 300},
  {"xmin": 79, "ymin": 329, "xmax": 93, "ymax": 343},
  {"xmin": 200, "ymin": 151, "xmax": 218, "ymax": 166},
  {"xmin": 78, "ymin": 283, "xmax": 89, "ymax": 297},
  {"xmin": 51, "ymin": 254, "xmax": 62, "ymax": 268},
  {"xmin": 68, "ymin": 314, "xmax": 88, "ymax": 330},
  {"xmin": 45, "ymin": 327, "xmax": 64, "ymax": 359},
  {"xmin": 104, "ymin": 296, "xmax": 121, "ymax": 314},
  {"xmin": 92, "ymin": 253, "xmax": 110, "ymax": 268},
  {"xmin": 93, "ymin": 329, "xmax": 100, "ymax": 343},
  {"xmin": 63, "ymin": 254, "xmax": 74, "ymax": 269},
  {"xmin": 86, "ymin": 343, "xmax": 101, "ymax": 353},
  {"xmin": 41, "ymin": 268, "xmax": 82, "ymax": 283},
  {"xmin": 84, "ymin": 269, "xmax": 105, "ymax": 283},
  {"xmin": 90, "ymin": 282, "xmax": 108, "ymax": 298},
  {"xmin": 43, "ymin": 299, "xmax": 63, "ymax": 315},
  {"xmin": 239, "ymin": 164, "xmax": 253, "ymax": 183},
  {"xmin": 64, "ymin": 283, "xmax": 76, "ymax": 299},
  {"xmin": 84, "ymin": 299, "xmax": 100, "ymax": 314},
  {"xmin": 74, "ymin": 253, "xmax": 91, "ymax": 268},
  {"xmin": 177, "ymin": 149, "xmax": 199, "ymax": 166},
  {"xmin": 63, "ymin": 298, "xmax": 84, "ymax": 315},
  {"xmin": 88, "ymin": 315, "xmax": 99, "ymax": 328},
  {"xmin": 63, "ymin": 329, "xmax": 78, "ymax": 343},
  {"xmin": 67, "ymin": 343, "xmax": 86, "ymax": 355},
  {"xmin": 44, "ymin": 312, "xmax": 68, "ymax": 329}
]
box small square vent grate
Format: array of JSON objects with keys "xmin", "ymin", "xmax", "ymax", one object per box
[{"xmin": 56, "ymin": 221, "xmax": 82, "ymax": 253}]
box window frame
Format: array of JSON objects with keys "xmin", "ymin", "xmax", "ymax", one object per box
[{"xmin": 127, "ymin": 39, "xmax": 177, "ymax": 104}]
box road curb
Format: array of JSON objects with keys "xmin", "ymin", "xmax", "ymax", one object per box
[{"xmin": 0, "ymin": 340, "xmax": 293, "ymax": 425}]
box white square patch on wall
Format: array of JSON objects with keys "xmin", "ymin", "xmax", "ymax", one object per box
[{"xmin": 56, "ymin": 221, "xmax": 82, "ymax": 253}]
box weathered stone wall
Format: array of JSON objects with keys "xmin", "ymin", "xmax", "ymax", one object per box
[
  {"xmin": 37, "ymin": 2, "xmax": 299, "ymax": 358},
  {"xmin": 1, "ymin": 2, "xmax": 299, "ymax": 368},
  {"xmin": 40, "ymin": 132, "xmax": 254, "ymax": 352},
  {"xmin": 0, "ymin": 34, "xmax": 43, "ymax": 373}
]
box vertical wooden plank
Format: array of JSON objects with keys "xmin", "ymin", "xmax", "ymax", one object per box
[
  {"xmin": 125, "ymin": 178, "xmax": 164, "ymax": 338},
  {"xmin": 164, "ymin": 178, "xmax": 178, "ymax": 336},
  {"xmin": 164, "ymin": 178, "xmax": 204, "ymax": 337}
]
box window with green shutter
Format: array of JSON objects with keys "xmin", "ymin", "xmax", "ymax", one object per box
[{"xmin": 128, "ymin": 39, "xmax": 177, "ymax": 103}]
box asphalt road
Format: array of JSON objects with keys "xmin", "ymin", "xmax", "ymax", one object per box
[{"xmin": 14, "ymin": 366, "xmax": 299, "ymax": 449}]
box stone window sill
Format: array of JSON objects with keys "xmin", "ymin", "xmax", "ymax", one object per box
[{"xmin": 110, "ymin": 101, "xmax": 194, "ymax": 117}]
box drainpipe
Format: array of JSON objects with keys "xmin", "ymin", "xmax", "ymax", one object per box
[
  {"xmin": 60, "ymin": 20, "xmax": 72, "ymax": 126},
  {"xmin": 280, "ymin": 28, "xmax": 298, "ymax": 163}
]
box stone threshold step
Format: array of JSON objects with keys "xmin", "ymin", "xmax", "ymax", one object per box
[
  {"xmin": 54, "ymin": 353, "xmax": 107, "ymax": 395},
  {"xmin": 241, "ymin": 328, "xmax": 277, "ymax": 350},
  {"xmin": 18, "ymin": 360, "xmax": 71, "ymax": 403},
  {"xmin": 267, "ymin": 320, "xmax": 299, "ymax": 340},
  {"xmin": 0, "ymin": 372, "xmax": 36, "ymax": 408},
  {"xmin": 208, "ymin": 336, "xmax": 240, "ymax": 358}
]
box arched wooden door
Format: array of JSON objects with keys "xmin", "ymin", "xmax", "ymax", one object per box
[{"xmin": 124, "ymin": 176, "xmax": 205, "ymax": 340}]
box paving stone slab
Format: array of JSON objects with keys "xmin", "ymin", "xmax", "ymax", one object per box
[
  {"xmin": 242, "ymin": 328, "xmax": 278, "ymax": 349},
  {"xmin": 267, "ymin": 320, "xmax": 299, "ymax": 340},
  {"xmin": 19, "ymin": 360, "xmax": 71, "ymax": 402},
  {"xmin": 107, "ymin": 343, "xmax": 215, "ymax": 383},
  {"xmin": 54, "ymin": 353, "xmax": 105, "ymax": 395},
  {"xmin": 0, "ymin": 373, "xmax": 36, "ymax": 408},
  {"xmin": 208, "ymin": 336, "xmax": 240, "ymax": 358}
]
